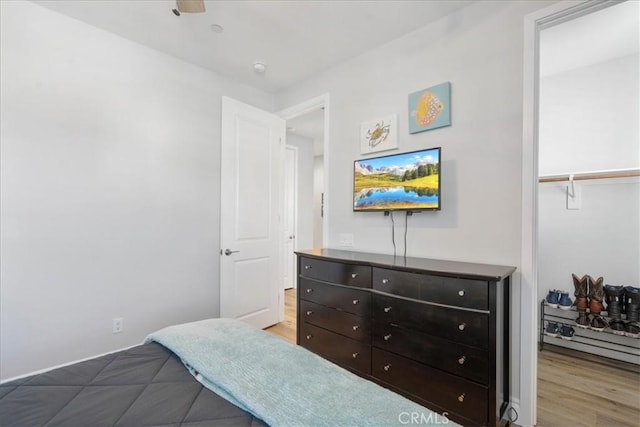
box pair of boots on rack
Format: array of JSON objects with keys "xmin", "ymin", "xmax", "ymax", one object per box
[
  {"xmin": 604, "ymin": 285, "xmax": 640, "ymax": 338},
  {"xmin": 572, "ymin": 274, "xmax": 606, "ymax": 331}
]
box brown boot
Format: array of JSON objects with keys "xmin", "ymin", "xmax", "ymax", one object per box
[
  {"xmin": 588, "ymin": 276, "xmax": 606, "ymax": 331},
  {"xmin": 588, "ymin": 276, "xmax": 605, "ymax": 315},
  {"xmin": 573, "ymin": 274, "xmax": 590, "ymax": 328},
  {"xmin": 573, "ymin": 274, "xmax": 589, "ymax": 308}
]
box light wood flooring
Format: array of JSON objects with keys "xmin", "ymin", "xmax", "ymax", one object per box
[
  {"xmin": 536, "ymin": 348, "xmax": 640, "ymax": 427},
  {"xmin": 264, "ymin": 288, "xmax": 296, "ymax": 344},
  {"xmin": 265, "ymin": 289, "xmax": 640, "ymax": 427}
]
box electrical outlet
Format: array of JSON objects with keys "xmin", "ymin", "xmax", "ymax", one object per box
[
  {"xmin": 339, "ymin": 233, "xmax": 354, "ymax": 247},
  {"xmin": 112, "ymin": 317, "xmax": 124, "ymax": 334}
]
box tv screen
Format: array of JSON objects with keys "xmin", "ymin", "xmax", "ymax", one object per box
[{"xmin": 354, "ymin": 147, "xmax": 441, "ymax": 212}]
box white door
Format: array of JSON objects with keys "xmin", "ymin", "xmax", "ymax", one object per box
[
  {"xmin": 220, "ymin": 96, "xmax": 284, "ymax": 329},
  {"xmin": 283, "ymin": 146, "xmax": 297, "ymax": 289}
]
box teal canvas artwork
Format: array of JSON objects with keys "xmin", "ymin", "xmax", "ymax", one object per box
[{"xmin": 408, "ymin": 82, "xmax": 451, "ymax": 134}]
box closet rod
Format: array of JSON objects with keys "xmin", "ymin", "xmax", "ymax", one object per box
[{"xmin": 539, "ymin": 168, "xmax": 640, "ymax": 183}]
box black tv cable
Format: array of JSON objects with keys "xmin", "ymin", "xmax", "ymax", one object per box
[{"xmin": 390, "ymin": 211, "xmax": 396, "ymax": 257}]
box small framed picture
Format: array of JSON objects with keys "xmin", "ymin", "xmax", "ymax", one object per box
[
  {"xmin": 360, "ymin": 114, "xmax": 398, "ymax": 154},
  {"xmin": 408, "ymin": 82, "xmax": 451, "ymax": 134}
]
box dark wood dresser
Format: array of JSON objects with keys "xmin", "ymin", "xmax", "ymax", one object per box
[{"xmin": 296, "ymin": 249, "xmax": 516, "ymax": 427}]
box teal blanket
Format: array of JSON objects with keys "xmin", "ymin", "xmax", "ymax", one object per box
[{"xmin": 146, "ymin": 318, "xmax": 455, "ymax": 427}]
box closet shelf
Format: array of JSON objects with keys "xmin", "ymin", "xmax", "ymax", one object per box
[
  {"xmin": 539, "ymin": 301, "xmax": 640, "ymax": 366},
  {"xmin": 539, "ymin": 168, "xmax": 640, "ymax": 183}
]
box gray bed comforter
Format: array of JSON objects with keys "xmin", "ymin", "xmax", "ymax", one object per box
[{"xmin": 0, "ymin": 342, "xmax": 266, "ymax": 427}]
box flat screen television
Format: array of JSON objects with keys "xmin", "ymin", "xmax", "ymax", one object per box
[{"xmin": 353, "ymin": 147, "xmax": 441, "ymax": 212}]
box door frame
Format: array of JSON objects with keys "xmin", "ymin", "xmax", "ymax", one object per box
[
  {"xmin": 521, "ymin": 1, "xmax": 618, "ymax": 425},
  {"xmin": 284, "ymin": 144, "xmax": 299, "ymax": 290}
]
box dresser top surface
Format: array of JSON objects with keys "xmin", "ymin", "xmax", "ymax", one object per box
[{"xmin": 296, "ymin": 248, "xmax": 516, "ymax": 281}]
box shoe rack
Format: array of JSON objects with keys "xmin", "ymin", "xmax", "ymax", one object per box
[{"xmin": 539, "ymin": 300, "xmax": 640, "ymax": 365}]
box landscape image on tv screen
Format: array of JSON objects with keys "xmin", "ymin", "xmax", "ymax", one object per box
[{"xmin": 354, "ymin": 147, "xmax": 440, "ymax": 211}]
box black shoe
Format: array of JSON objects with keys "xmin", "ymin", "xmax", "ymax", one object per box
[
  {"xmin": 625, "ymin": 286, "xmax": 639, "ymax": 318},
  {"xmin": 590, "ymin": 315, "xmax": 607, "ymax": 332},
  {"xmin": 545, "ymin": 321, "xmax": 559, "ymax": 337},
  {"xmin": 559, "ymin": 324, "xmax": 575, "ymax": 340},
  {"xmin": 609, "ymin": 319, "xmax": 626, "ymax": 336},
  {"xmin": 604, "ymin": 284, "xmax": 625, "ymax": 318},
  {"xmin": 625, "ymin": 322, "xmax": 640, "ymax": 339}
]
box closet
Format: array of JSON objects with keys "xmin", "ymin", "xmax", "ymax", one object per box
[{"xmin": 535, "ymin": 1, "xmax": 639, "ymax": 425}]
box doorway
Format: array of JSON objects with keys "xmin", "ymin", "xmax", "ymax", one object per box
[
  {"xmin": 277, "ymin": 94, "xmax": 329, "ymax": 315},
  {"xmin": 523, "ymin": 1, "xmax": 640, "ymax": 425}
]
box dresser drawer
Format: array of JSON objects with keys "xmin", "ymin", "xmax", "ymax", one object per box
[
  {"xmin": 299, "ymin": 256, "xmax": 331, "ymax": 282},
  {"xmin": 299, "ymin": 322, "xmax": 371, "ymax": 374},
  {"xmin": 373, "ymin": 268, "xmax": 488, "ymax": 310},
  {"xmin": 373, "ymin": 294, "xmax": 488, "ymax": 349},
  {"xmin": 373, "ymin": 348, "xmax": 488, "ymax": 425},
  {"xmin": 300, "ymin": 300, "xmax": 371, "ymax": 342},
  {"xmin": 300, "ymin": 278, "xmax": 371, "ymax": 316},
  {"xmin": 299, "ymin": 256, "xmax": 372, "ymax": 288},
  {"xmin": 330, "ymin": 263, "xmax": 372, "ymax": 288},
  {"xmin": 373, "ymin": 322, "xmax": 488, "ymax": 384}
]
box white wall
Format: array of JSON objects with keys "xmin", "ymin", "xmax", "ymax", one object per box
[
  {"xmin": 285, "ymin": 134, "xmax": 314, "ymax": 252},
  {"xmin": 538, "ymin": 180, "xmax": 640, "ymax": 301},
  {"xmin": 539, "ymin": 54, "xmax": 639, "ymax": 176},
  {"xmin": 275, "ymin": 0, "xmax": 556, "ymax": 406},
  {"xmin": 538, "ymin": 54, "xmax": 640, "ymax": 301},
  {"xmin": 0, "ymin": 1, "xmax": 273, "ymax": 380}
]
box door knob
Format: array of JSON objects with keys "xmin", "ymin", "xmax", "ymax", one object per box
[
  {"xmin": 288, "ymin": 235, "xmax": 294, "ymax": 239},
  {"xmin": 223, "ymin": 249, "xmax": 240, "ymax": 256}
]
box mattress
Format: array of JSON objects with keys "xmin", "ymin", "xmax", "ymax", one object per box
[{"xmin": 0, "ymin": 342, "xmax": 266, "ymax": 426}]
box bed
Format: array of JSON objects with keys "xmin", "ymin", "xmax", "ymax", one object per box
[{"xmin": 0, "ymin": 319, "xmax": 456, "ymax": 426}]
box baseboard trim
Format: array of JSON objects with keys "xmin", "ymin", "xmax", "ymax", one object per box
[{"xmin": 0, "ymin": 344, "xmax": 140, "ymax": 384}]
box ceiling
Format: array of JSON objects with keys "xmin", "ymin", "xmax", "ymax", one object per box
[
  {"xmin": 33, "ymin": 0, "xmax": 474, "ymax": 94},
  {"xmin": 540, "ymin": 0, "xmax": 639, "ymax": 77}
]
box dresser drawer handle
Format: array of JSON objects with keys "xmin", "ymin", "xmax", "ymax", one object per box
[
  {"xmin": 352, "ymin": 299, "xmax": 360, "ymax": 305},
  {"xmin": 306, "ymin": 334, "xmax": 313, "ymax": 340},
  {"xmin": 458, "ymin": 393, "xmax": 465, "ymax": 403},
  {"xmin": 383, "ymin": 364, "xmax": 391, "ymax": 371},
  {"xmin": 304, "ymin": 265, "xmax": 312, "ymax": 270},
  {"xmin": 382, "ymin": 279, "xmax": 390, "ymax": 284},
  {"xmin": 458, "ymin": 323, "xmax": 466, "ymax": 331},
  {"xmin": 383, "ymin": 334, "xmax": 392, "ymax": 341},
  {"xmin": 351, "ymin": 273, "xmax": 358, "ymax": 279},
  {"xmin": 458, "ymin": 356, "xmax": 466, "ymax": 365},
  {"xmin": 458, "ymin": 290, "xmax": 465, "ymax": 297},
  {"xmin": 306, "ymin": 310, "xmax": 313, "ymax": 316},
  {"xmin": 383, "ymin": 306, "xmax": 392, "ymax": 313},
  {"xmin": 352, "ymin": 352, "xmax": 359, "ymax": 359},
  {"xmin": 306, "ymin": 288, "xmax": 313, "ymax": 293},
  {"xmin": 352, "ymin": 325, "xmax": 360, "ymax": 331}
]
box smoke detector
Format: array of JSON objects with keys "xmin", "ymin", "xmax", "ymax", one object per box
[{"xmin": 253, "ymin": 61, "xmax": 267, "ymax": 74}]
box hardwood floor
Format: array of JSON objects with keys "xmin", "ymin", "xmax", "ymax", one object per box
[
  {"xmin": 265, "ymin": 288, "xmax": 640, "ymax": 427},
  {"xmin": 536, "ymin": 348, "xmax": 640, "ymax": 427},
  {"xmin": 264, "ymin": 288, "xmax": 296, "ymax": 344}
]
